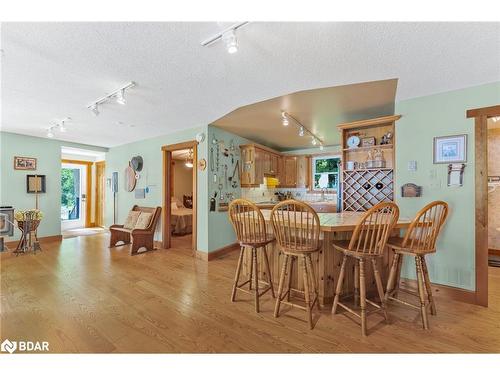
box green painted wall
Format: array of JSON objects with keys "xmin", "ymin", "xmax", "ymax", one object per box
[
  {"xmin": 395, "ymin": 81, "xmax": 500, "ymax": 291},
  {"xmin": 0, "ymin": 132, "xmax": 108, "ymax": 240},
  {"xmin": 206, "ymin": 125, "xmax": 252, "ymax": 251},
  {"xmin": 104, "ymin": 126, "xmax": 210, "ymax": 251}
]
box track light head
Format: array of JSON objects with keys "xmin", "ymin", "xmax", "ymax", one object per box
[
  {"xmin": 223, "ymin": 29, "xmax": 238, "ymax": 54},
  {"xmin": 116, "ymin": 89, "xmax": 126, "ymax": 105},
  {"xmin": 59, "ymin": 122, "xmax": 67, "ymax": 132},
  {"xmin": 319, "ymin": 144, "xmax": 324, "ymax": 151},
  {"xmin": 90, "ymin": 104, "xmax": 99, "ymax": 116},
  {"xmin": 299, "ymin": 126, "xmax": 304, "ymax": 137},
  {"xmin": 47, "ymin": 128, "xmax": 54, "ymax": 138},
  {"xmin": 281, "ymin": 111, "xmax": 289, "ymax": 126},
  {"xmin": 311, "ymin": 138, "xmax": 317, "ymax": 145}
]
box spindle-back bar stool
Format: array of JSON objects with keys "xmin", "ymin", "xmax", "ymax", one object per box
[
  {"xmin": 331, "ymin": 202, "xmax": 399, "ymax": 336},
  {"xmin": 384, "ymin": 201, "xmax": 449, "ymax": 330},
  {"xmin": 228, "ymin": 199, "xmax": 275, "ymax": 313},
  {"xmin": 271, "ymin": 200, "xmax": 321, "ymax": 329}
]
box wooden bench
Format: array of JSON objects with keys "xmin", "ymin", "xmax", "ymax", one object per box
[{"xmin": 109, "ymin": 205, "xmax": 161, "ymax": 255}]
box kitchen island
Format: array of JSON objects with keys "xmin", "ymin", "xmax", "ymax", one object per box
[{"xmin": 239, "ymin": 210, "xmax": 411, "ymax": 306}]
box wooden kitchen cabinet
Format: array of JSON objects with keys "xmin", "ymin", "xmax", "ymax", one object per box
[
  {"xmin": 240, "ymin": 143, "xmax": 310, "ymax": 188},
  {"xmin": 296, "ymin": 155, "xmax": 311, "ymax": 188},
  {"xmin": 282, "ymin": 156, "xmax": 298, "ymax": 187}
]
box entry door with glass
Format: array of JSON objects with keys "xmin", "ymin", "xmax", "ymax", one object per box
[{"xmin": 61, "ymin": 163, "xmax": 87, "ymax": 230}]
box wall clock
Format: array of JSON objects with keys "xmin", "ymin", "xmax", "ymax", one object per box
[{"xmin": 346, "ymin": 135, "xmax": 361, "ymax": 149}]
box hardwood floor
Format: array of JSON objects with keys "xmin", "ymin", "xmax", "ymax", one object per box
[{"xmin": 1, "ymin": 233, "xmax": 500, "ymax": 353}]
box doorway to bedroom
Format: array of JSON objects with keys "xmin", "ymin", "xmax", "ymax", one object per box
[{"xmin": 162, "ymin": 141, "xmax": 198, "ymax": 253}]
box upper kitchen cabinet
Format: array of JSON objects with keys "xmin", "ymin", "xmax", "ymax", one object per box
[{"xmin": 240, "ymin": 144, "xmax": 281, "ymax": 187}]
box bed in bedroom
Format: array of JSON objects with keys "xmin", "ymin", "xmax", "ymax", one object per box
[{"xmin": 171, "ymin": 197, "xmax": 192, "ymax": 235}]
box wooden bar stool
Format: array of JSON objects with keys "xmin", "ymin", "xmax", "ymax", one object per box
[
  {"xmin": 331, "ymin": 202, "xmax": 399, "ymax": 336},
  {"xmin": 271, "ymin": 200, "xmax": 321, "ymax": 329},
  {"xmin": 384, "ymin": 201, "xmax": 449, "ymax": 330},
  {"xmin": 228, "ymin": 199, "xmax": 275, "ymax": 313}
]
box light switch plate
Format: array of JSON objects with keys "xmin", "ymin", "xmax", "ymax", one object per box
[{"xmin": 408, "ymin": 160, "xmax": 417, "ymax": 172}]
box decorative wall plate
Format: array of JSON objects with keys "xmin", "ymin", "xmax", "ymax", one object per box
[
  {"xmin": 124, "ymin": 164, "xmax": 137, "ymax": 192},
  {"xmin": 198, "ymin": 158, "xmax": 207, "ymax": 171}
]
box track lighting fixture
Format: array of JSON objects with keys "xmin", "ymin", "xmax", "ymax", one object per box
[
  {"xmin": 201, "ymin": 22, "xmax": 249, "ymax": 54},
  {"xmin": 116, "ymin": 89, "xmax": 126, "ymax": 105},
  {"xmin": 46, "ymin": 117, "xmax": 71, "ymax": 138},
  {"xmin": 87, "ymin": 82, "xmax": 135, "ymax": 115},
  {"xmin": 90, "ymin": 104, "xmax": 100, "ymax": 116},
  {"xmin": 281, "ymin": 111, "xmax": 289, "ymax": 126},
  {"xmin": 59, "ymin": 119, "xmax": 67, "ymax": 132},
  {"xmin": 280, "ymin": 110, "xmax": 324, "ymax": 150},
  {"xmin": 223, "ymin": 30, "xmax": 238, "ymax": 54}
]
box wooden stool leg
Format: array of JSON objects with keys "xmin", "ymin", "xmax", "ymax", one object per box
[
  {"xmin": 372, "ymin": 258, "xmax": 388, "ymax": 322},
  {"xmin": 359, "ymin": 259, "xmax": 367, "ymax": 336},
  {"xmin": 394, "ymin": 254, "xmax": 404, "ymax": 298},
  {"xmin": 248, "ymin": 247, "xmax": 254, "ymax": 291},
  {"xmin": 274, "ymin": 254, "xmax": 289, "ymax": 318},
  {"xmin": 354, "ymin": 260, "xmax": 360, "ymax": 307},
  {"xmin": 421, "ymin": 256, "xmax": 436, "ymax": 315},
  {"xmin": 302, "ymin": 255, "xmax": 313, "ymax": 329},
  {"xmin": 307, "ymin": 255, "xmax": 319, "ymax": 310},
  {"xmin": 286, "ymin": 257, "xmax": 294, "ymax": 302},
  {"xmin": 262, "ymin": 246, "xmax": 275, "ymax": 298},
  {"xmin": 252, "ymin": 248, "xmax": 260, "ymax": 313},
  {"xmin": 415, "ymin": 256, "xmax": 429, "ymax": 330},
  {"xmin": 231, "ymin": 246, "xmax": 245, "ymax": 302},
  {"xmin": 385, "ymin": 252, "xmax": 400, "ymax": 302},
  {"xmin": 332, "ymin": 254, "xmax": 347, "ymax": 314}
]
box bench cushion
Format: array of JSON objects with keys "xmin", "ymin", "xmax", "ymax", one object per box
[
  {"xmin": 135, "ymin": 212, "xmax": 153, "ymax": 229},
  {"xmin": 124, "ymin": 210, "xmax": 141, "ymax": 229}
]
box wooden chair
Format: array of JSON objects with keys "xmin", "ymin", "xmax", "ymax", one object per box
[
  {"xmin": 384, "ymin": 201, "xmax": 449, "ymax": 330},
  {"xmin": 228, "ymin": 199, "xmax": 275, "ymax": 313},
  {"xmin": 271, "ymin": 200, "xmax": 321, "ymax": 329},
  {"xmin": 331, "ymin": 202, "xmax": 399, "ymax": 336},
  {"xmin": 109, "ymin": 205, "xmax": 161, "ymax": 256}
]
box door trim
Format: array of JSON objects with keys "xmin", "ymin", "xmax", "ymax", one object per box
[
  {"xmin": 161, "ymin": 141, "xmax": 198, "ymax": 252},
  {"xmin": 61, "ymin": 159, "xmax": 93, "ymax": 228},
  {"xmin": 466, "ymin": 104, "xmax": 500, "ymax": 307}
]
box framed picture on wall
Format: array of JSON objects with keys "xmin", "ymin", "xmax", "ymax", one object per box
[
  {"xmin": 14, "ymin": 156, "xmax": 37, "ymax": 170},
  {"xmin": 26, "ymin": 175, "xmax": 46, "ymax": 193},
  {"xmin": 433, "ymin": 134, "xmax": 467, "ymax": 164}
]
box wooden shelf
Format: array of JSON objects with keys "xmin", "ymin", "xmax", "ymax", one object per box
[
  {"xmin": 337, "ymin": 115, "xmax": 400, "ymax": 212},
  {"xmin": 344, "ymin": 168, "xmax": 393, "ymax": 172},
  {"xmin": 342, "ymin": 144, "xmax": 393, "ymax": 152}
]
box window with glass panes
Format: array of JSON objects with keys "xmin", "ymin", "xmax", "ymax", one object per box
[{"xmin": 312, "ymin": 156, "xmax": 340, "ymax": 190}]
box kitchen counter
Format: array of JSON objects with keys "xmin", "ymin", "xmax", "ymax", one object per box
[{"xmin": 238, "ymin": 210, "xmax": 410, "ymax": 306}]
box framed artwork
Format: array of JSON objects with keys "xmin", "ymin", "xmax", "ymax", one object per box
[
  {"xmin": 26, "ymin": 175, "xmax": 46, "ymax": 193},
  {"xmin": 14, "ymin": 156, "xmax": 37, "ymax": 170},
  {"xmin": 433, "ymin": 134, "xmax": 467, "ymax": 164}
]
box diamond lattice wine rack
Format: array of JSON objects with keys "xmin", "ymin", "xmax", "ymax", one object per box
[{"xmin": 337, "ymin": 115, "xmax": 401, "ymax": 212}]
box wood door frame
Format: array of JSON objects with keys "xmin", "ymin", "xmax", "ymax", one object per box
[
  {"xmin": 161, "ymin": 140, "xmax": 198, "ymax": 252},
  {"xmin": 95, "ymin": 161, "xmax": 106, "ymax": 227},
  {"xmin": 61, "ymin": 159, "xmax": 93, "ymax": 228},
  {"xmin": 466, "ymin": 104, "xmax": 500, "ymax": 307}
]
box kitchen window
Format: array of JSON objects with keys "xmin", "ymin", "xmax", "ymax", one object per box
[{"xmin": 312, "ymin": 156, "xmax": 340, "ymax": 191}]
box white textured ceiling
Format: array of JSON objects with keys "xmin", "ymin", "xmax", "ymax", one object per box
[{"xmin": 1, "ymin": 22, "xmax": 499, "ymax": 148}]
